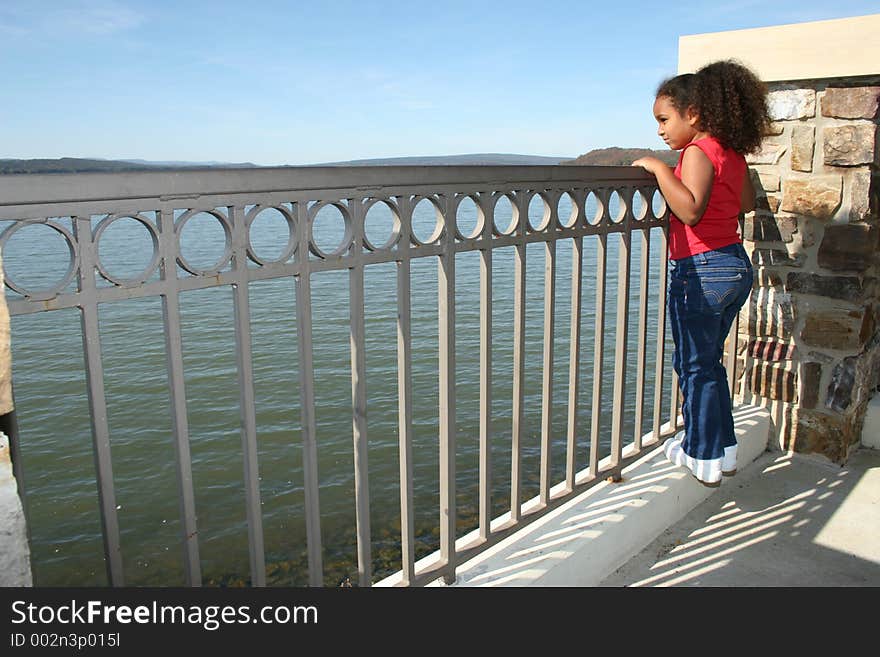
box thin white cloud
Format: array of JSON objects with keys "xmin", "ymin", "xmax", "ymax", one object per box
[
  {"xmin": 62, "ymin": 1, "xmax": 144, "ymax": 35},
  {"xmin": 704, "ymin": 0, "xmax": 767, "ymax": 15},
  {"xmin": 695, "ymin": 1, "xmax": 876, "ymax": 23},
  {"xmin": 357, "ymin": 69, "xmax": 439, "ymax": 112},
  {"xmin": 0, "ymin": 0, "xmax": 144, "ymax": 37}
]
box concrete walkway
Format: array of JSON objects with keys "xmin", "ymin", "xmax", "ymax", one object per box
[
  {"xmin": 415, "ymin": 404, "xmax": 773, "ymax": 587},
  {"xmin": 599, "ymin": 447, "xmax": 880, "ymax": 587}
]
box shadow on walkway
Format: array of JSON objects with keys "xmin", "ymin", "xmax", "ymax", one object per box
[{"xmin": 599, "ymin": 448, "xmax": 880, "ymax": 586}]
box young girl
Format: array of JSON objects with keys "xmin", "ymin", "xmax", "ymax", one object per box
[{"xmin": 633, "ymin": 60, "xmax": 771, "ymax": 487}]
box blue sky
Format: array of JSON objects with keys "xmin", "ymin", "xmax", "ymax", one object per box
[{"xmin": 1, "ymin": 0, "xmax": 877, "ymax": 166}]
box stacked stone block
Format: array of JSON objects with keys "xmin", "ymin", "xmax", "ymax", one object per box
[{"xmin": 738, "ymin": 80, "xmax": 879, "ymax": 462}]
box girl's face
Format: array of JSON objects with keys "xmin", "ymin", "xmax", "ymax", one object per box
[{"xmin": 653, "ymin": 95, "xmax": 700, "ymax": 150}]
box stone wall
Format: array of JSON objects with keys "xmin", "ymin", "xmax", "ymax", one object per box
[{"xmin": 737, "ymin": 78, "xmax": 880, "ymax": 463}]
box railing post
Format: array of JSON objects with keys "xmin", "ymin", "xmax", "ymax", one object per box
[
  {"xmin": 589, "ymin": 227, "xmax": 607, "ymax": 477},
  {"xmin": 539, "ymin": 233, "xmax": 556, "ymax": 505},
  {"xmin": 510, "ymin": 192, "xmax": 527, "ymax": 521},
  {"xmin": 396, "ymin": 196, "xmax": 416, "ymax": 586},
  {"xmin": 478, "ymin": 193, "xmax": 493, "ymax": 541},
  {"xmin": 159, "ymin": 206, "xmax": 202, "ymax": 587},
  {"xmin": 566, "ymin": 230, "xmax": 583, "ymax": 491},
  {"xmin": 295, "ymin": 201, "xmax": 324, "ymax": 587},
  {"xmin": 75, "ymin": 214, "xmax": 125, "ymax": 586},
  {"xmin": 437, "ymin": 195, "xmax": 456, "ymax": 585},
  {"xmin": 609, "ymin": 211, "xmax": 632, "ymax": 479},
  {"xmin": 229, "ymin": 204, "xmax": 267, "ymax": 587},
  {"xmin": 652, "ymin": 225, "xmax": 670, "ymax": 441},
  {"xmin": 634, "ymin": 222, "xmax": 651, "ymax": 450},
  {"xmin": 349, "ymin": 199, "xmax": 372, "ymax": 587}
]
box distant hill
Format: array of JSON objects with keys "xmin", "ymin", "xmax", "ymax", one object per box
[
  {"xmin": 0, "ymin": 157, "xmax": 257, "ymax": 174},
  {"xmin": 314, "ymin": 153, "xmax": 571, "ymax": 166},
  {"xmin": 0, "ymin": 150, "xmax": 673, "ymax": 174},
  {"xmin": 563, "ymin": 147, "xmax": 677, "ymax": 167},
  {"xmin": 120, "ymin": 158, "xmax": 257, "ymax": 168},
  {"xmin": 0, "ymin": 154, "xmax": 567, "ymax": 173}
]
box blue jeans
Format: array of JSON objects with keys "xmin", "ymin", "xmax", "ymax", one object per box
[{"xmin": 668, "ymin": 243, "xmax": 753, "ymax": 468}]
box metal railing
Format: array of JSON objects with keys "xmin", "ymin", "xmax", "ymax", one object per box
[{"xmin": 0, "ymin": 165, "xmax": 685, "ymax": 587}]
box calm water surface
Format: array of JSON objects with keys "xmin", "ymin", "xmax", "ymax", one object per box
[{"xmin": 2, "ymin": 193, "xmax": 674, "ymax": 586}]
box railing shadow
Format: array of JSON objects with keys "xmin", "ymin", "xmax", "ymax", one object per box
[
  {"xmin": 599, "ymin": 449, "xmax": 880, "ymax": 586},
  {"xmin": 427, "ymin": 437, "xmax": 688, "ymax": 586},
  {"xmin": 465, "ymin": 462, "xmax": 682, "ymax": 584}
]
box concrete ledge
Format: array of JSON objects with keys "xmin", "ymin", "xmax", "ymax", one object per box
[
  {"xmin": 436, "ymin": 404, "xmax": 770, "ymax": 587},
  {"xmin": 0, "ymin": 431, "xmax": 31, "ymax": 586}
]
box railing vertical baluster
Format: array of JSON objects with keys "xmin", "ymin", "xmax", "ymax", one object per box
[
  {"xmin": 396, "ymin": 197, "xmax": 415, "ymax": 584},
  {"xmin": 510, "ymin": 196, "xmax": 526, "ymax": 521},
  {"xmin": 669, "ymin": 211, "xmax": 681, "ymax": 435},
  {"xmin": 349, "ymin": 200, "xmax": 372, "ymax": 587},
  {"xmin": 610, "ymin": 216, "xmax": 632, "ymax": 476},
  {"xmin": 670, "ymin": 370, "xmax": 681, "ymax": 432},
  {"xmin": 437, "ymin": 198, "xmax": 456, "ymax": 584},
  {"xmin": 295, "ymin": 201, "xmax": 323, "ymax": 587},
  {"xmin": 230, "ymin": 205, "xmax": 267, "ymax": 587},
  {"xmin": 634, "ymin": 226, "xmax": 650, "ymax": 450},
  {"xmin": 75, "ymin": 214, "xmax": 124, "ymax": 586},
  {"xmin": 589, "ymin": 229, "xmax": 607, "ymax": 477},
  {"xmin": 728, "ymin": 216, "xmax": 746, "ymax": 401},
  {"xmin": 478, "ymin": 195, "xmax": 492, "ymax": 541},
  {"xmin": 566, "ymin": 234, "xmax": 583, "ymax": 491},
  {"xmin": 159, "ymin": 207, "xmax": 201, "ymax": 586},
  {"xmin": 652, "ymin": 226, "xmax": 669, "ymax": 441},
  {"xmin": 540, "ymin": 237, "xmax": 555, "ymax": 505},
  {"xmin": 726, "ymin": 312, "xmax": 740, "ymax": 401}
]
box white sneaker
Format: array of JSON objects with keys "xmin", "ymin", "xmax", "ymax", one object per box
[
  {"xmin": 722, "ymin": 444, "xmax": 737, "ymax": 476},
  {"xmin": 664, "ymin": 431, "xmax": 722, "ymax": 487},
  {"xmin": 664, "ymin": 431, "xmax": 686, "ymax": 467}
]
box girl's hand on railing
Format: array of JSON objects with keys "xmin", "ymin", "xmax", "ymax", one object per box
[{"xmin": 631, "ymin": 157, "xmax": 669, "ymax": 175}]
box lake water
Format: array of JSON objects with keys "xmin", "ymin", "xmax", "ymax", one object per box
[{"xmin": 2, "ymin": 192, "xmax": 675, "ymax": 586}]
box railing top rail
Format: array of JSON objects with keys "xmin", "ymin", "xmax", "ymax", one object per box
[{"xmin": 0, "ymin": 165, "xmax": 656, "ymax": 210}]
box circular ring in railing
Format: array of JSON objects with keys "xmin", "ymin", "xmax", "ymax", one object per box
[
  {"xmin": 175, "ymin": 209, "xmax": 233, "ymax": 276},
  {"xmin": 491, "ymin": 192, "xmax": 519, "ymax": 236},
  {"xmin": 651, "ymin": 189, "xmax": 668, "ymax": 219},
  {"xmin": 308, "ymin": 200, "xmax": 353, "ymax": 259},
  {"xmin": 631, "ymin": 188, "xmax": 650, "ymax": 223},
  {"xmin": 0, "ymin": 219, "xmax": 79, "ymax": 301},
  {"xmin": 245, "ymin": 204, "xmax": 297, "ymax": 266},
  {"xmin": 525, "ymin": 191, "xmax": 553, "ymax": 232},
  {"xmin": 585, "ymin": 190, "xmax": 604, "ymax": 226},
  {"xmin": 408, "ymin": 195, "xmax": 445, "ymax": 246},
  {"xmin": 452, "ymin": 194, "xmax": 485, "ymax": 241},
  {"xmin": 362, "ymin": 198, "xmax": 401, "ymax": 252},
  {"xmin": 608, "ymin": 189, "xmax": 627, "ymax": 224},
  {"xmin": 94, "ymin": 213, "xmax": 161, "ymax": 287},
  {"xmin": 557, "ymin": 191, "xmax": 580, "ymax": 229}
]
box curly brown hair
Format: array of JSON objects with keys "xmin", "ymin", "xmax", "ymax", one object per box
[
  {"xmin": 656, "ymin": 73, "xmax": 698, "ymax": 116},
  {"xmin": 690, "ymin": 60, "xmax": 771, "ymax": 154}
]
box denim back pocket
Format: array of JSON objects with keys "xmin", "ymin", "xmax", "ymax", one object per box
[{"xmin": 694, "ymin": 268, "xmax": 746, "ymax": 314}]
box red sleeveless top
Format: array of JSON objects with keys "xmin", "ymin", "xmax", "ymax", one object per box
[{"xmin": 669, "ymin": 136, "xmax": 746, "ymax": 260}]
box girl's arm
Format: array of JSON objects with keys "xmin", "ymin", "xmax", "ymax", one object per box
[{"xmin": 632, "ymin": 147, "xmax": 714, "ymax": 226}]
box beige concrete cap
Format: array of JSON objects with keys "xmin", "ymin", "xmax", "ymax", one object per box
[
  {"xmin": 678, "ymin": 14, "xmax": 880, "ymax": 81},
  {"xmin": 0, "ymin": 252, "xmax": 12, "ymax": 415}
]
